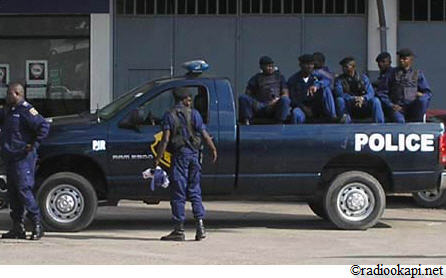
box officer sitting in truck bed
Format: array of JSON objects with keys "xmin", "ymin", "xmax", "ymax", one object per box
[
  {"xmin": 334, "ymin": 56, "xmax": 384, "ymax": 123},
  {"xmin": 239, "ymin": 56, "xmax": 291, "ymax": 125}
]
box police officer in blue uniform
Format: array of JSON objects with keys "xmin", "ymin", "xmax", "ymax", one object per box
[
  {"xmin": 0, "ymin": 82, "xmax": 50, "ymax": 240},
  {"xmin": 155, "ymin": 87, "xmax": 217, "ymax": 241},
  {"xmin": 335, "ymin": 57, "xmax": 384, "ymax": 123},
  {"xmin": 239, "ymin": 56, "xmax": 291, "ymax": 124},
  {"xmin": 373, "ymin": 52, "xmax": 394, "ymax": 94},
  {"xmin": 380, "ymin": 48, "xmax": 432, "ymax": 123},
  {"xmin": 287, "ymin": 54, "xmax": 337, "ymax": 124},
  {"xmin": 313, "ymin": 52, "xmax": 335, "ymax": 87}
]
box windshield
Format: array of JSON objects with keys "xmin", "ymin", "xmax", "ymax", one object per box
[{"xmin": 98, "ymin": 82, "xmax": 155, "ymax": 120}]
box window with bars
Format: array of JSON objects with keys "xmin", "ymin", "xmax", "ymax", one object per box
[
  {"xmin": 399, "ymin": 0, "xmax": 446, "ymax": 21},
  {"xmin": 116, "ymin": 0, "xmax": 365, "ymax": 15}
]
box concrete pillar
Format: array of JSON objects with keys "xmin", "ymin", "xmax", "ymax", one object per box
[
  {"xmin": 367, "ymin": 0, "xmax": 398, "ymax": 71},
  {"xmin": 90, "ymin": 12, "xmax": 113, "ymax": 111}
]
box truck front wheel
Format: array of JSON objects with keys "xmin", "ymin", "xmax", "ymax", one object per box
[
  {"xmin": 324, "ymin": 171, "xmax": 385, "ymax": 230},
  {"xmin": 37, "ymin": 172, "xmax": 97, "ymax": 232}
]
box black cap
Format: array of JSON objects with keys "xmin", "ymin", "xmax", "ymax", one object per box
[
  {"xmin": 375, "ymin": 52, "xmax": 391, "ymax": 62},
  {"xmin": 312, "ymin": 52, "xmax": 326, "ymax": 63},
  {"xmin": 173, "ymin": 87, "xmax": 192, "ymax": 100},
  {"xmin": 397, "ymin": 48, "xmax": 414, "ymax": 57},
  {"xmin": 299, "ymin": 54, "xmax": 315, "ymax": 64},
  {"xmin": 339, "ymin": 56, "xmax": 355, "ymax": 66},
  {"xmin": 259, "ymin": 56, "xmax": 274, "ymax": 65}
]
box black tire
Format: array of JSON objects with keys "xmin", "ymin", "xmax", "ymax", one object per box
[
  {"xmin": 412, "ymin": 189, "xmax": 446, "ymax": 208},
  {"xmin": 324, "ymin": 171, "xmax": 386, "ymax": 230},
  {"xmin": 0, "ymin": 192, "xmax": 8, "ymax": 209},
  {"xmin": 37, "ymin": 172, "xmax": 97, "ymax": 232}
]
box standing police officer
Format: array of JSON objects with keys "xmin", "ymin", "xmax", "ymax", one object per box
[
  {"xmin": 335, "ymin": 57, "xmax": 384, "ymax": 123},
  {"xmin": 380, "ymin": 48, "xmax": 432, "ymax": 123},
  {"xmin": 239, "ymin": 56, "xmax": 290, "ymax": 125},
  {"xmin": 287, "ymin": 54, "xmax": 337, "ymax": 124},
  {"xmin": 0, "ymin": 82, "xmax": 50, "ymax": 240},
  {"xmin": 155, "ymin": 87, "xmax": 217, "ymax": 241}
]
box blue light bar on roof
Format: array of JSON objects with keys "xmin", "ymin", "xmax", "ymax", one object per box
[{"xmin": 182, "ymin": 60, "xmax": 209, "ymax": 74}]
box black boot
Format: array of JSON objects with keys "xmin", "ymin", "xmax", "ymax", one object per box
[
  {"xmin": 160, "ymin": 223, "xmax": 185, "ymax": 241},
  {"xmin": 29, "ymin": 223, "xmax": 44, "ymax": 240},
  {"xmin": 2, "ymin": 221, "xmax": 26, "ymax": 239},
  {"xmin": 195, "ymin": 219, "xmax": 206, "ymax": 241}
]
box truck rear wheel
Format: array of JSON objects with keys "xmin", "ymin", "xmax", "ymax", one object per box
[
  {"xmin": 37, "ymin": 172, "xmax": 97, "ymax": 232},
  {"xmin": 412, "ymin": 189, "xmax": 446, "ymax": 208},
  {"xmin": 324, "ymin": 171, "xmax": 385, "ymax": 230}
]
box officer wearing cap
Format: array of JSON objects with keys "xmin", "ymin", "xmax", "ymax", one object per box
[
  {"xmin": 154, "ymin": 87, "xmax": 217, "ymax": 241},
  {"xmin": 0, "ymin": 82, "xmax": 50, "ymax": 240},
  {"xmin": 287, "ymin": 54, "xmax": 337, "ymax": 124},
  {"xmin": 335, "ymin": 57, "xmax": 384, "ymax": 123},
  {"xmin": 380, "ymin": 48, "xmax": 431, "ymax": 123},
  {"xmin": 239, "ymin": 56, "xmax": 290, "ymax": 124},
  {"xmin": 313, "ymin": 52, "xmax": 335, "ymax": 87}
]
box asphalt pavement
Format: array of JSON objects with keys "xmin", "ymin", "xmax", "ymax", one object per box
[{"xmin": 0, "ymin": 196, "xmax": 445, "ymax": 264}]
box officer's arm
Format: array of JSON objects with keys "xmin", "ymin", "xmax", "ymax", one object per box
[
  {"xmin": 334, "ymin": 79, "xmax": 353, "ymax": 101},
  {"xmin": 280, "ymin": 75, "xmax": 289, "ymax": 97},
  {"xmin": 193, "ymin": 110, "xmax": 217, "ymax": 163},
  {"xmin": 23, "ymin": 108, "xmax": 50, "ymax": 149},
  {"xmin": 363, "ymin": 75, "xmax": 374, "ymax": 101},
  {"xmin": 245, "ymin": 76, "xmax": 257, "ymax": 96},
  {"xmin": 313, "ymin": 71, "xmax": 331, "ymax": 89},
  {"xmin": 202, "ymin": 129, "xmax": 217, "ymax": 163},
  {"xmin": 418, "ymin": 71, "xmax": 432, "ymax": 98},
  {"xmin": 0, "ymin": 107, "xmax": 4, "ymax": 125},
  {"xmin": 154, "ymin": 130, "xmax": 170, "ymax": 167}
]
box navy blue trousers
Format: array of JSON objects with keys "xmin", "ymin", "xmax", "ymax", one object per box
[
  {"xmin": 336, "ymin": 97, "xmax": 385, "ymax": 123},
  {"xmin": 239, "ymin": 95, "xmax": 291, "ymax": 123},
  {"xmin": 6, "ymin": 151, "xmax": 41, "ymax": 224},
  {"xmin": 170, "ymin": 152, "xmax": 205, "ymax": 224},
  {"xmin": 388, "ymin": 94, "xmax": 430, "ymax": 123},
  {"xmin": 290, "ymin": 87, "xmax": 337, "ymax": 124}
]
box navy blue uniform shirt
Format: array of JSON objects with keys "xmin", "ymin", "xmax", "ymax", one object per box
[
  {"xmin": 162, "ymin": 104, "xmax": 206, "ymax": 155},
  {"xmin": 0, "ymin": 100, "xmax": 50, "ymax": 162},
  {"xmin": 246, "ymin": 72, "xmax": 288, "ymax": 103},
  {"xmin": 287, "ymin": 71, "xmax": 331, "ymax": 107}
]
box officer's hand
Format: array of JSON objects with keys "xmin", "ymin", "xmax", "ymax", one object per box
[
  {"xmin": 25, "ymin": 144, "xmax": 33, "ymax": 152},
  {"xmin": 307, "ymin": 86, "xmax": 317, "ymax": 96},
  {"xmin": 355, "ymin": 97, "xmax": 364, "ymax": 108},
  {"xmin": 416, "ymin": 91, "xmax": 424, "ymax": 97},
  {"xmin": 212, "ymin": 149, "xmax": 218, "ymax": 163},
  {"xmin": 392, "ymin": 104, "xmax": 403, "ymax": 112},
  {"xmin": 268, "ymin": 97, "xmax": 280, "ymax": 106}
]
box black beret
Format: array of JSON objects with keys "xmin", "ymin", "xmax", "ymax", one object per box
[
  {"xmin": 312, "ymin": 52, "xmax": 326, "ymax": 63},
  {"xmin": 375, "ymin": 52, "xmax": 391, "ymax": 62},
  {"xmin": 299, "ymin": 54, "xmax": 315, "ymax": 64},
  {"xmin": 259, "ymin": 56, "xmax": 274, "ymax": 65},
  {"xmin": 397, "ymin": 48, "xmax": 414, "ymax": 57},
  {"xmin": 173, "ymin": 87, "xmax": 192, "ymax": 100},
  {"xmin": 339, "ymin": 56, "xmax": 355, "ymax": 66}
]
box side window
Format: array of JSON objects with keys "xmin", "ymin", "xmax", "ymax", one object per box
[{"xmin": 138, "ymin": 85, "xmax": 209, "ymax": 126}]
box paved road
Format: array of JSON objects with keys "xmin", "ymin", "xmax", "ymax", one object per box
[{"xmin": 0, "ymin": 197, "xmax": 445, "ymax": 264}]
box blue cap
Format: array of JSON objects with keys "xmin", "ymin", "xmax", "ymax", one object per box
[{"xmin": 150, "ymin": 168, "xmax": 169, "ymax": 191}]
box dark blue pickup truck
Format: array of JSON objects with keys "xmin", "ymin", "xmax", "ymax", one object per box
[{"xmin": 2, "ymin": 68, "xmax": 446, "ymax": 232}]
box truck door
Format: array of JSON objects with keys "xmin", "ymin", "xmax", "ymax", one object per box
[{"xmin": 107, "ymin": 81, "xmax": 218, "ymax": 198}]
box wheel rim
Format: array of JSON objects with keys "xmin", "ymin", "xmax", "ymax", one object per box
[
  {"xmin": 45, "ymin": 184, "xmax": 84, "ymax": 223},
  {"xmin": 336, "ymin": 182, "xmax": 375, "ymax": 222},
  {"xmin": 416, "ymin": 189, "xmax": 443, "ymax": 202}
]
